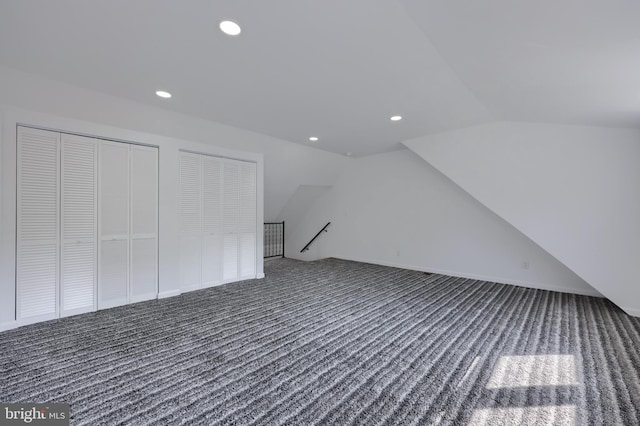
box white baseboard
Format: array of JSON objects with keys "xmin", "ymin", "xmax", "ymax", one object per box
[
  {"xmin": 0, "ymin": 321, "xmax": 17, "ymax": 332},
  {"xmin": 620, "ymin": 306, "xmax": 640, "ymax": 318},
  {"xmin": 1, "ymin": 316, "xmax": 54, "ymax": 331},
  {"xmin": 256, "ymin": 273, "xmax": 265, "ymax": 279},
  {"xmin": 99, "ymin": 300, "xmax": 131, "ymax": 310},
  {"xmin": 130, "ymin": 293, "xmax": 157, "ymax": 304},
  {"xmin": 333, "ymin": 255, "xmax": 603, "ymax": 298},
  {"xmin": 158, "ymin": 289, "xmax": 181, "ymax": 299},
  {"xmin": 59, "ymin": 306, "xmax": 95, "ymax": 318}
]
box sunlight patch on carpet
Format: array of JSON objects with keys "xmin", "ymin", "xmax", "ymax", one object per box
[
  {"xmin": 470, "ymin": 405, "xmax": 577, "ymax": 426},
  {"xmin": 486, "ymin": 354, "xmax": 578, "ymax": 389}
]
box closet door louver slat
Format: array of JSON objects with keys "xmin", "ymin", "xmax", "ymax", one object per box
[
  {"xmin": 179, "ymin": 153, "xmax": 257, "ymax": 290},
  {"xmin": 222, "ymin": 160, "xmax": 240, "ymax": 281},
  {"xmin": 60, "ymin": 134, "xmax": 97, "ymax": 316},
  {"xmin": 16, "ymin": 127, "xmax": 60, "ymax": 321},
  {"xmin": 180, "ymin": 152, "xmax": 202, "ymax": 291},
  {"xmin": 16, "ymin": 126, "xmax": 159, "ymax": 325},
  {"xmin": 202, "ymin": 156, "xmax": 223, "ymax": 287},
  {"xmin": 238, "ymin": 161, "xmax": 257, "ymax": 278}
]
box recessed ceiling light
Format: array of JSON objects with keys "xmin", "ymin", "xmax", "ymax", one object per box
[
  {"xmin": 156, "ymin": 90, "xmax": 172, "ymax": 98},
  {"xmin": 390, "ymin": 115, "xmax": 402, "ymax": 121},
  {"xmin": 309, "ymin": 136, "xmax": 319, "ymax": 142},
  {"xmin": 220, "ymin": 20, "xmax": 241, "ymax": 36},
  {"xmin": 345, "ymin": 152, "xmax": 352, "ymax": 157}
]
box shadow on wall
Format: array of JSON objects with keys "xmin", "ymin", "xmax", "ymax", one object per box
[{"xmin": 275, "ymin": 185, "xmax": 332, "ymax": 259}]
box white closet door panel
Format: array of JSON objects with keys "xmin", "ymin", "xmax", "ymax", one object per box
[
  {"xmin": 18, "ymin": 244, "xmax": 58, "ymax": 319},
  {"xmin": 202, "ymin": 156, "xmax": 223, "ymax": 287},
  {"xmin": 238, "ymin": 162, "xmax": 257, "ymax": 234},
  {"xmin": 180, "ymin": 236, "xmax": 201, "ymax": 291},
  {"xmin": 131, "ymin": 146, "xmax": 158, "ymax": 236},
  {"xmin": 223, "ymin": 234, "xmax": 238, "ymax": 281},
  {"xmin": 61, "ymin": 134, "xmax": 97, "ymax": 316},
  {"xmin": 203, "ymin": 156, "xmax": 222, "ymax": 233},
  {"xmin": 179, "ymin": 154, "xmax": 257, "ymax": 287},
  {"xmin": 99, "ymin": 141, "xmax": 130, "ymax": 308},
  {"xmin": 180, "ymin": 153, "xmax": 202, "ymax": 234},
  {"xmin": 61, "ymin": 242, "xmax": 95, "ymax": 314},
  {"xmin": 223, "ymin": 160, "xmax": 239, "ymax": 234},
  {"xmin": 130, "ymin": 146, "xmax": 158, "ymax": 300},
  {"xmin": 17, "ymin": 128, "xmax": 58, "ymax": 243},
  {"xmin": 61, "ymin": 134, "xmax": 97, "ymax": 239},
  {"xmin": 239, "ymin": 233, "xmax": 256, "ymax": 277},
  {"xmin": 99, "ymin": 240, "xmax": 129, "ymax": 308},
  {"xmin": 130, "ymin": 238, "xmax": 157, "ymax": 301},
  {"xmin": 99, "ymin": 142, "xmax": 130, "ymax": 237},
  {"xmin": 202, "ymin": 234, "xmax": 223, "ymax": 286},
  {"xmin": 17, "ymin": 127, "xmax": 59, "ymax": 320},
  {"xmin": 180, "ymin": 152, "xmax": 202, "ymax": 290}
]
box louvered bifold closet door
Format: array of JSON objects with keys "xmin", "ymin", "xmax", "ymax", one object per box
[
  {"xmin": 130, "ymin": 146, "xmax": 158, "ymax": 302},
  {"xmin": 17, "ymin": 127, "xmax": 60, "ymax": 321},
  {"xmin": 238, "ymin": 161, "xmax": 257, "ymax": 278},
  {"xmin": 60, "ymin": 134, "xmax": 97, "ymax": 317},
  {"xmin": 180, "ymin": 152, "xmax": 202, "ymax": 291},
  {"xmin": 222, "ymin": 159, "xmax": 240, "ymax": 281},
  {"xmin": 202, "ymin": 156, "xmax": 223, "ymax": 287},
  {"xmin": 98, "ymin": 141, "xmax": 130, "ymax": 309}
]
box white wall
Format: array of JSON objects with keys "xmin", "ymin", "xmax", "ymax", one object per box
[
  {"xmin": 286, "ymin": 149, "xmax": 598, "ymax": 296},
  {"xmin": 275, "ymin": 184, "xmax": 332, "ymax": 238},
  {"xmin": 0, "ymin": 66, "xmax": 348, "ymax": 329},
  {"xmin": 405, "ymin": 122, "xmax": 640, "ymax": 316},
  {"xmin": 0, "ymin": 66, "xmax": 615, "ymax": 330},
  {"xmin": 1, "ymin": 106, "xmax": 264, "ymax": 328},
  {"xmin": 0, "ymin": 66, "xmax": 349, "ymax": 221}
]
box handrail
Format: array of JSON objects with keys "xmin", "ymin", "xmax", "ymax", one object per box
[{"xmin": 300, "ymin": 222, "xmax": 331, "ymax": 253}]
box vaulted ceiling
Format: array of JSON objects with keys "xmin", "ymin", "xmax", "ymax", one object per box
[{"xmin": 1, "ymin": 0, "xmax": 638, "ymax": 156}]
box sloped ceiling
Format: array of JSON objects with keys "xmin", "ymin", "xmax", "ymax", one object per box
[
  {"xmin": 1, "ymin": 1, "xmax": 637, "ymax": 157},
  {"xmin": 403, "ymin": 0, "xmax": 640, "ymax": 129},
  {"xmin": 405, "ymin": 122, "xmax": 640, "ymax": 316}
]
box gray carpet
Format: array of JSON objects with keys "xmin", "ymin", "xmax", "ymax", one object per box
[{"xmin": 1, "ymin": 258, "xmax": 640, "ymax": 425}]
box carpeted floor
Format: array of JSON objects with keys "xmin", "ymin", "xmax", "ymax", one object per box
[{"xmin": 1, "ymin": 258, "xmax": 640, "ymax": 425}]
